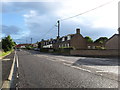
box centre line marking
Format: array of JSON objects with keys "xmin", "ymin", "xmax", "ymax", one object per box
[{"xmin": 71, "ymin": 66, "xmax": 91, "ymax": 72}]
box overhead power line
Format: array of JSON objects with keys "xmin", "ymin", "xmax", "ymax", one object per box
[
  {"xmin": 40, "ymin": 22, "xmax": 58, "ymax": 39},
  {"xmin": 60, "ymin": 0, "xmax": 116, "ymax": 21}
]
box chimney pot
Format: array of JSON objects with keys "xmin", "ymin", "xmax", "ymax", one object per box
[{"xmin": 76, "ymin": 28, "xmax": 80, "ymax": 34}]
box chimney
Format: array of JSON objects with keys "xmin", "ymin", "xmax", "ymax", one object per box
[
  {"xmin": 118, "ymin": 27, "xmax": 120, "ymax": 34},
  {"xmin": 76, "ymin": 28, "xmax": 80, "ymax": 34}
]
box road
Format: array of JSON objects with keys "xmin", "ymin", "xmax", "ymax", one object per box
[{"xmin": 16, "ymin": 50, "xmax": 119, "ymax": 88}]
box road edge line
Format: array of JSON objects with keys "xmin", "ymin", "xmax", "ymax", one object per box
[
  {"xmin": 8, "ymin": 51, "xmax": 16, "ymax": 81},
  {"xmin": 1, "ymin": 51, "xmax": 16, "ymax": 89}
]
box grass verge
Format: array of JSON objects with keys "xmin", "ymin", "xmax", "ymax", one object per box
[{"xmin": 0, "ymin": 49, "xmax": 14, "ymax": 58}]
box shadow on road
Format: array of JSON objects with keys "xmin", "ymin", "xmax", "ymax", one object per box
[
  {"xmin": 20, "ymin": 50, "xmax": 119, "ymax": 66},
  {"xmin": 72, "ymin": 58, "xmax": 119, "ymax": 66}
]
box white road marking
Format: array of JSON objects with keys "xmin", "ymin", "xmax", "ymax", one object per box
[
  {"xmin": 36, "ymin": 55, "xmax": 91, "ymax": 73},
  {"xmin": 58, "ymin": 59, "xmax": 74, "ymax": 63},
  {"xmin": 63, "ymin": 63, "xmax": 71, "ymax": 66},
  {"xmin": 37, "ymin": 55, "xmax": 74, "ymax": 64},
  {"xmin": 2, "ymin": 58, "xmax": 10, "ymax": 61},
  {"xmin": 16, "ymin": 55, "xmax": 19, "ymax": 68},
  {"xmin": 17, "ymin": 73, "xmax": 19, "ymax": 78},
  {"xmin": 34, "ymin": 54, "xmax": 117, "ymax": 75},
  {"xmin": 63, "ymin": 63, "xmax": 91, "ymax": 72},
  {"xmin": 8, "ymin": 52, "xmax": 16, "ymax": 81},
  {"xmin": 96, "ymin": 70, "xmax": 110, "ymax": 73},
  {"xmin": 71, "ymin": 66, "xmax": 91, "ymax": 72}
]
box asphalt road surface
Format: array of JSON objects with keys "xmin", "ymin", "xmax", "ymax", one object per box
[{"xmin": 16, "ymin": 50, "xmax": 119, "ymax": 88}]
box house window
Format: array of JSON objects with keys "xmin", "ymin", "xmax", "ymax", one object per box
[
  {"xmin": 88, "ymin": 46, "xmax": 91, "ymax": 49},
  {"xmin": 44, "ymin": 42, "xmax": 46, "ymax": 45},
  {"xmin": 67, "ymin": 43, "xmax": 69, "ymax": 47},
  {"xmin": 59, "ymin": 45, "xmax": 61, "ymax": 48},
  {"xmin": 92, "ymin": 46, "xmax": 95, "ymax": 49},
  {"xmin": 67, "ymin": 36, "xmax": 71, "ymax": 40},
  {"xmin": 65, "ymin": 44, "xmax": 66, "ymax": 47},
  {"xmin": 62, "ymin": 38, "xmax": 65, "ymax": 41}
]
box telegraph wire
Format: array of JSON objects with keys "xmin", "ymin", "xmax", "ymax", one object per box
[
  {"xmin": 13, "ymin": 0, "xmax": 116, "ymax": 44},
  {"xmin": 60, "ymin": 0, "xmax": 116, "ymax": 21},
  {"xmin": 39, "ymin": 22, "xmax": 58, "ymax": 39}
]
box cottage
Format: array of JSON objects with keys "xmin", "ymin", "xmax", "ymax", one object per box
[
  {"xmin": 105, "ymin": 28, "xmax": 120, "ymax": 50},
  {"xmin": 40, "ymin": 28, "xmax": 108, "ymax": 50},
  {"xmin": 40, "ymin": 28, "xmax": 87, "ymax": 50},
  {"xmin": 53, "ymin": 28, "xmax": 87, "ymax": 49}
]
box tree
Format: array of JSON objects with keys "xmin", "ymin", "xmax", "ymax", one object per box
[
  {"xmin": 0, "ymin": 44, "xmax": 1, "ymax": 49},
  {"xmin": 85, "ymin": 36, "xmax": 93, "ymax": 43},
  {"xmin": 94, "ymin": 37, "xmax": 108, "ymax": 44},
  {"xmin": 2, "ymin": 35, "xmax": 15, "ymax": 52}
]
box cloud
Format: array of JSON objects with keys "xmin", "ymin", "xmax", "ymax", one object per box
[
  {"xmin": 1, "ymin": 25, "xmax": 30, "ymax": 40},
  {"xmin": 23, "ymin": 10, "xmax": 58, "ymax": 40},
  {"xmin": 2, "ymin": 25, "xmax": 20, "ymax": 35},
  {"xmin": 2, "ymin": 2, "xmax": 62, "ymax": 14},
  {"xmin": 57, "ymin": 0, "xmax": 118, "ymax": 29},
  {"xmin": 1, "ymin": 0, "xmax": 119, "ymax": 43},
  {"xmin": 21, "ymin": 0, "xmax": 118, "ymax": 41}
]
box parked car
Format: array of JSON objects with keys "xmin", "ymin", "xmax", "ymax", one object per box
[
  {"xmin": 34, "ymin": 48, "xmax": 40, "ymax": 51},
  {"xmin": 16, "ymin": 48, "xmax": 22, "ymax": 51}
]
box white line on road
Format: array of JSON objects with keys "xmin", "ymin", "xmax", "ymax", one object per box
[
  {"xmin": 58, "ymin": 59, "xmax": 74, "ymax": 63},
  {"xmin": 63, "ymin": 63, "xmax": 91, "ymax": 72},
  {"xmin": 16, "ymin": 55, "xmax": 19, "ymax": 68},
  {"xmin": 71, "ymin": 66, "xmax": 91, "ymax": 72},
  {"xmin": 38, "ymin": 55, "xmax": 92, "ymax": 73},
  {"xmin": 8, "ymin": 51, "xmax": 16, "ymax": 81},
  {"xmin": 96, "ymin": 70, "xmax": 110, "ymax": 73},
  {"xmin": 63, "ymin": 63, "xmax": 71, "ymax": 66}
]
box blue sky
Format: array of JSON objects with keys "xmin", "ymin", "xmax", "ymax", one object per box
[{"xmin": 1, "ymin": 0, "xmax": 119, "ymax": 44}]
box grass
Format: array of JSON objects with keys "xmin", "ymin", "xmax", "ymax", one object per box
[{"xmin": 0, "ymin": 49, "xmax": 14, "ymax": 57}]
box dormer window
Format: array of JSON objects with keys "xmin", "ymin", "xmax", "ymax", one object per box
[
  {"xmin": 62, "ymin": 37, "xmax": 65, "ymax": 41},
  {"xmin": 67, "ymin": 36, "xmax": 71, "ymax": 40}
]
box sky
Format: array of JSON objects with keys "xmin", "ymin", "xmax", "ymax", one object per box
[{"xmin": 1, "ymin": 0, "xmax": 120, "ymax": 44}]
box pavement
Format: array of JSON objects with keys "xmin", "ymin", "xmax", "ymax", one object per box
[
  {"xmin": 16, "ymin": 50, "xmax": 119, "ymax": 88},
  {"xmin": 0, "ymin": 51, "xmax": 14, "ymax": 88}
]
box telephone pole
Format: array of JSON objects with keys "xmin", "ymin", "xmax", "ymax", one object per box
[
  {"xmin": 26, "ymin": 38, "xmax": 27, "ymax": 44},
  {"xmin": 31, "ymin": 38, "xmax": 32, "ymax": 44},
  {"xmin": 57, "ymin": 20, "xmax": 60, "ymax": 38}
]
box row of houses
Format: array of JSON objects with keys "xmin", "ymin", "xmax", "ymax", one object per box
[
  {"xmin": 16, "ymin": 28, "xmax": 120, "ymax": 51},
  {"xmin": 16, "ymin": 44, "xmax": 38, "ymax": 48},
  {"xmin": 39, "ymin": 28, "xmax": 115, "ymax": 50}
]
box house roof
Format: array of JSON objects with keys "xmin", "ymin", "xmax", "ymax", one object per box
[
  {"xmin": 16, "ymin": 44, "xmax": 32, "ymax": 47},
  {"xmin": 105, "ymin": 34, "xmax": 119, "ymax": 43}
]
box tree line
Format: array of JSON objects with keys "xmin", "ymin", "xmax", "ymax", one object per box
[{"xmin": 85, "ymin": 36, "xmax": 108, "ymax": 44}]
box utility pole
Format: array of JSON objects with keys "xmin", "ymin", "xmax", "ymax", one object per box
[
  {"xmin": 31, "ymin": 38, "xmax": 32, "ymax": 44},
  {"xmin": 57, "ymin": 20, "xmax": 60, "ymax": 38},
  {"xmin": 26, "ymin": 38, "xmax": 27, "ymax": 44}
]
